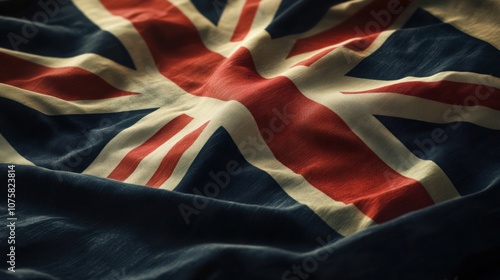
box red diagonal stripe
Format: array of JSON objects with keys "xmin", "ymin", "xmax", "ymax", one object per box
[
  {"xmin": 292, "ymin": 47, "xmax": 334, "ymax": 67},
  {"xmin": 230, "ymin": 0, "xmax": 261, "ymax": 42},
  {"xmin": 108, "ymin": 114, "xmax": 193, "ymax": 181},
  {"xmin": 0, "ymin": 52, "xmax": 138, "ymax": 101},
  {"xmin": 146, "ymin": 122, "xmax": 209, "ymax": 188},
  {"xmin": 103, "ymin": 0, "xmax": 435, "ymax": 223},
  {"xmin": 288, "ymin": 0, "xmax": 412, "ymax": 62},
  {"xmin": 343, "ymin": 80, "xmax": 500, "ymax": 110}
]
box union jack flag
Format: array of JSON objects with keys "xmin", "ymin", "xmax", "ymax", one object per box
[{"xmin": 0, "ymin": 0, "xmax": 499, "ymax": 279}]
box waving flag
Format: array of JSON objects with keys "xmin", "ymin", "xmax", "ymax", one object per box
[{"xmin": 1, "ymin": 0, "xmax": 499, "ymax": 279}]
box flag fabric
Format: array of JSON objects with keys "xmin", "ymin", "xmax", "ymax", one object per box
[{"xmin": 0, "ymin": 0, "xmax": 499, "ymax": 279}]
